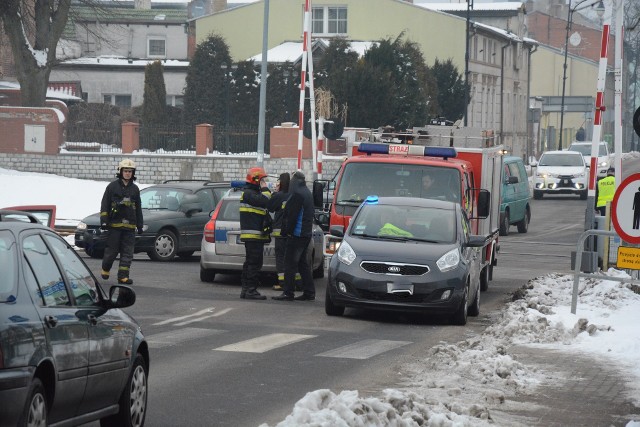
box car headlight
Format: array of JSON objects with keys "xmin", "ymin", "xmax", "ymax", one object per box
[
  {"xmin": 337, "ymin": 240, "xmax": 356, "ymax": 265},
  {"xmin": 536, "ymin": 172, "xmax": 547, "ymax": 178},
  {"xmin": 76, "ymin": 222, "xmax": 87, "ymax": 231},
  {"xmin": 599, "ymin": 160, "xmax": 609, "ymax": 167},
  {"xmin": 437, "ymin": 248, "xmax": 460, "ymax": 272}
]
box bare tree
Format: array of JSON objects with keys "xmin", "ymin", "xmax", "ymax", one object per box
[{"xmin": 0, "ymin": 0, "xmax": 72, "ymax": 106}]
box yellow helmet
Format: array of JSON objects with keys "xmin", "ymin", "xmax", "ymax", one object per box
[{"xmin": 118, "ymin": 158, "xmax": 136, "ymax": 171}]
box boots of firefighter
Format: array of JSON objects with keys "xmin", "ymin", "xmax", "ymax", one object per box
[
  {"xmin": 118, "ymin": 277, "xmax": 133, "ymax": 285},
  {"xmin": 294, "ymin": 273, "xmax": 302, "ymax": 292},
  {"xmin": 101, "ymin": 269, "xmax": 110, "ymax": 280},
  {"xmin": 243, "ymin": 288, "xmax": 266, "ymax": 300},
  {"xmin": 273, "ymin": 273, "xmax": 284, "ymax": 291}
]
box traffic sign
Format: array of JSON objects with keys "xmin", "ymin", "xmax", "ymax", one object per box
[{"xmin": 611, "ymin": 173, "xmax": 640, "ymax": 244}]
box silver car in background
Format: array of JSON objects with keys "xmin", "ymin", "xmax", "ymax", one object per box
[{"xmin": 199, "ymin": 188, "xmax": 325, "ymax": 284}]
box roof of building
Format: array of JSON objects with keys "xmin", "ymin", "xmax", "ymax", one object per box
[
  {"xmin": 248, "ymin": 40, "xmax": 377, "ymax": 63},
  {"xmin": 57, "ymin": 56, "xmax": 189, "ymax": 69}
]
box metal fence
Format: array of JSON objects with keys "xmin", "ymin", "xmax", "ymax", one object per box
[{"xmin": 65, "ymin": 124, "xmax": 270, "ymax": 154}]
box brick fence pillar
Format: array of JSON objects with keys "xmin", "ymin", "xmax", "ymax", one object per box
[
  {"xmin": 195, "ymin": 124, "xmax": 213, "ymax": 155},
  {"xmin": 122, "ymin": 122, "xmax": 139, "ymax": 154}
]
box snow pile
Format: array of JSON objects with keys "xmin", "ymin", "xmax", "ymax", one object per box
[{"xmin": 263, "ymin": 271, "xmax": 640, "ymax": 426}]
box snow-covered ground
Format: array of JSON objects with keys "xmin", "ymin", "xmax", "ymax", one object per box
[{"xmin": 2, "ymin": 166, "xmax": 640, "ymax": 426}]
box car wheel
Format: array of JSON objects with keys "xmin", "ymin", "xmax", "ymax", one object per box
[
  {"xmin": 101, "ymin": 354, "xmax": 147, "ymax": 427},
  {"xmin": 533, "ymin": 190, "xmax": 543, "ymax": 200},
  {"xmin": 178, "ymin": 251, "xmax": 195, "ymax": 258},
  {"xmin": 517, "ymin": 206, "xmax": 530, "ymax": 233},
  {"xmin": 450, "ymin": 284, "xmax": 468, "ymax": 325},
  {"xmin": 148, "ymin": 229, "xmax": 177, "ymax": 261},
  {"xmin": 580, "ymin": 190, "xmax": 588, "ymax": 200},
  {"xmin": 200, "ymin": 266, "xmax": 216, "ymax": 283},
  {"xmin": 325, "ymin": 288, "xmax": 345, "ymax": 316},
  {"xmin": 499, "ymin": 210, "xmax": 510, "ymax": 236},
  {"xmin": 85, "ymin": 246, "xmax": 104, "ymax": 259},
  {"xmin": 468, "ymin": 285, "xmax": 480, "ymax": 317},
  {"xmin": 18, "ymin": 378, "xmax": 47, "ymax": 427},
  {"xmin": 312, "ymin": 251, "xmax": 325, "ymax": 279},
  {"xmin": 480, "ymin": 265, "xmax": 490, "ymax": 292}
]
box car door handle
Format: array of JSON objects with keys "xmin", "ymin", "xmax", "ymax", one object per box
[
  {"xmin": 44, "ymin": 315, "xmax": 58, "ymax": 328},
  {"xmin": 87, "ymin": 314, "xmax": 98, "ymax": 326}
]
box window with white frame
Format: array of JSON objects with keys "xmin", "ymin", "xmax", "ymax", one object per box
[
  {"xmin": 148, "ymin": 38, "xmax": 166, "ymax": 57},
  {"xmin": 166, "ymin": 95, "xmax": 184, "ymax": 107},
  {"xmin": 104, "ymin": 94, "xmax": 132, "ymax": 108},
  {"xmin": 311, "ymin": 6, "xmax": 347, "ymax": 35}
]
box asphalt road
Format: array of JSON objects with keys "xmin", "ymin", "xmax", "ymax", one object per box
[
  {"xmin": 67, "ymin": 155, "xmax": 639, "ymax": 427},
  {"xmin": 75, "ymin": 186, "xmax": 598, "ymax": 427}
]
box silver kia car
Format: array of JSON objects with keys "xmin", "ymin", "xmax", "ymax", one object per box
[{"xmin": 199, "ymin": 188, "xmax": 325, "ymax": 284}]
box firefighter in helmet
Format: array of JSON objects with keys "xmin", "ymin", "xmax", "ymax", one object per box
[
  {"xmin": 238, "ymin": 166, "xmax": 272, "ymax": 300},
  {"xmin": 100, "ymin": 158, "xmax": 144, "ymax": 284}
]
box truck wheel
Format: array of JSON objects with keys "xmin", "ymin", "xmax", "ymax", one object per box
[
  {"xmin": 533, "ymin": 190, "xmax": 543, "ymax": 200},
  {"xmin": 516, "ymin": 206, "xmax": 530, "ymax": 233},
  {"xmin": 499, "ymin": 210, "xmax": 510, "ymax": 236},
  {"xmin": 468, "ymin": 286, "xmax": 480, "ymax": 317},
  {"xmin": 480, "ymin": 265, "xmax": 490, "ymax": 292}
]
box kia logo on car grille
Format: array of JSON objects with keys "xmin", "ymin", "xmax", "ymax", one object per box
[{"xmin": 388, "ymin": 266, "xmax": 401, "ymax": 273}]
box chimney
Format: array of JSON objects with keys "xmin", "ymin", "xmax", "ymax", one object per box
[
  {"xmin": 211, "ymin": 0, "xmax": 228, "ymax": 13},
  {"xmin": 135, "ymin": 0, "xmax": 151, "ymax": 9}
]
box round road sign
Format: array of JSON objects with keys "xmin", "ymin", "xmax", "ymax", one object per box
[{"xmin": 611, "ymin": 173, "xmax": 640, "ymax": 244}]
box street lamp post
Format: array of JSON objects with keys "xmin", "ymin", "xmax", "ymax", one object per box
[
  {"xmin": 464, "ymin": 0, "xmax": 473, "ymax": 127},
  {"xmin": 558, "ymin": 0, "xmax": 605, "ymax": 150}
]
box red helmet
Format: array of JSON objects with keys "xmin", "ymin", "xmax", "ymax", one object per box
[{"xmin": 246, "ymin": 167, "xmax": 268, "ymax": 184}]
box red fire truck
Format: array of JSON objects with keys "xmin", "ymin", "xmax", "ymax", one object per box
[{"xmin": 314, "ymin": 127, "xmax": 503, "ymax": 291}]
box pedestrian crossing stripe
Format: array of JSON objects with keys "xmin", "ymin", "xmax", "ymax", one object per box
[
  {"xmin": 214, "ymin": 333, "xmax": 316, "ymax": 353},
  {"xmin": 147, "ymin": 327, "xmax": 225, "ymax": 348},
  {"xmin": 316, "ymin": 339, "xmax": 412, "ymax": 359}
]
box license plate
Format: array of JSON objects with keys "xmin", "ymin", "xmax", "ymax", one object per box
[
  {"xmin": 563, "ymin": 179, "xmax": 569, "ymax": 184},
  {"xmin": 387, "ymin": 283, "xmax": 414, "ymax": 295}
]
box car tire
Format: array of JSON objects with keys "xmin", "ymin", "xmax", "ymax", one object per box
[
  {"xmin": 533, "ymin": 190, "xmax": 543, "ymax": 200},
  {"xmin": 200, "ymin": 266, "xmax": 216, "ymax": 283},
  {"xmin": 480, "ymin": 265, "xmax": 490, "ymax": 292},
  {"xmin": 450, "ymin": 284, "xmax": 468, "ymax": 325},
  {"xmin": 499, "ymin": 210, "xmax": 510, "ymax": 236},
  {"xmin": 101, "ymin": 354, "xmax": 147, "ymax": 427},
  {"xmin": 468, "ymin": 285, "xmax": 480, "ymax": 317},
  {"xmin": 325, "ymin": 289, "xmax": 345, "ymax": 316},
  {"xmin": 148, "ymin": 229, "xmax": 177, "ymax": 261},
  {"xmin": 580, "ymin": 190, "xmax": 588, "ymax": 200},
  {"xmin": 517, "ymin": 206, "xmax": 530, "ymax": 233},
  {"xmin": 178, "ymin": 251, "xmax": 195, "ymax": 258},
  {"xmin": 85, "ymin": 246, "xmax": 104, "ymax": 259},
  {"xmin": 312, "ymin": 252, "xmax": 325, "ymax": 279},
  {"xmin": 18, "ymin": 377, "xmax": 47, "ymax": 427}
]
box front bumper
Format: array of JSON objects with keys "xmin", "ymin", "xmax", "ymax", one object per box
[
  {"xmin": 533, "ymin": 176, "xmax": 587, "ymax": 194},
  {"xmin": 327, "ymin": 257, "xmax": 467, "ymax": 315}
]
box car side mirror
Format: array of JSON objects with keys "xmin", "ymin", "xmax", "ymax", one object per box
[
  {"xmin": 108, "ymin": 285, "xmax": 136, "ymax": 308},
  {"xmin": 313, "ymin": 180, "xmax": 325, "ymax": 208},
  {"xmin": 329, "ymin": 225, "xmax": 344, "ymax": 238},
  {"xmin": 476, "ymin": 189, "xmax": 490, "ymax": 219}
]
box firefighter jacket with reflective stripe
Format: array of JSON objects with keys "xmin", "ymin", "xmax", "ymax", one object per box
[
  {"xmin": 596, "ymin": 176, "xmax": 615, "ymax": 208},
  {"xmin": 267, "ymin": 190, "xmax": 291, "ymax": 238},
  {"xmin": 100, "ymin": 179, "xmax": 143, "ymax": 231},
  {"xmin": 239, "ymin": 183, "xmax": 271, "ymax": 242}
]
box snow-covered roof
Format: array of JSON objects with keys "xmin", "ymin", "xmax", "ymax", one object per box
[
  {"xmin": 58, "ymin": 56, "xmax": 189, "ymax": 68},
  {"xmin": 249, "ymin": 40, "xmax": 376, "ymax": 63},
  {"xmin": 414, "ymin": 2, "xmax": 524, "ymax": 12},
  {"xmin": 0, "ymin": 81, "xmax": 82, "ymax": 102}
]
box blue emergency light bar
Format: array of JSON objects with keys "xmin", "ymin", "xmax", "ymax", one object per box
[
  {"xmin": 230, "ymin": 180, "xmax": 245, "ymax": 188},
  {"xmin": 357, "ymin": 142, "xmax": 457, "ymax": 159},
  {"xmin": 364, "ymin": 195, "xmax": 379, "ymax": 204}
]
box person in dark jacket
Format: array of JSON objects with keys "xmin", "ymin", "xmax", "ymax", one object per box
[
  {"xmin": 239, "ymin": 166, "xmax": 271, "ymax": 300},
  {"xmin": 273, "ymin": 170, "xmax": 315, "ymax": 301},
  {"xmin": 267, "ymin": 172, "xmax": 297, "ymax": 291},
  {"xmin": 100, "ymin": 158, "xmax": 144, "ymax": 284}
]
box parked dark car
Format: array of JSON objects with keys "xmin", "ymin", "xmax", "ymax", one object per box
[
  {"xmin": 0, "ymin": 210, "xmax": 149, "ymax": 427},
  {"xmin": 325, "ymin": 197, "xmax": 487, "ymax": 325},
  {"xmin": 75, "ymin": 180, "xmax": 230, "ymax": 261}
]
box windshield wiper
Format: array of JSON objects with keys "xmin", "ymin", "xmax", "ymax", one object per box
[{"xmin": 336, "ymin": 198, "xmax": 364, "ymax": 205}]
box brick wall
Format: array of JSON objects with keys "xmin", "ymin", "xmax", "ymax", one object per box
[
  {"xmin": 0, "ymin": 153, "xmax": 343, "ymax": 184},
  {"xmin": 0, "ymin": 107, "xmax": 65, "ymax": 154}
]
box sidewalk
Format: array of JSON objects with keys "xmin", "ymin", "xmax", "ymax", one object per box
[{"xmin": 499, "ymin": 345, "xmax": 640, "ymax": 426}]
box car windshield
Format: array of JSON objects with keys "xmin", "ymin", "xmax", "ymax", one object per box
[
  {"xmin": 539, "ymin": 153, "xmax": 584, "ymax": 167},
  {"xmin": 335, "ymin": 162, "xmax": 461, "ymax": 204},
  {"xmin": 141, "ymin": 188, "xmax": 191, "ymax": 211},
  {"xmin": 350, "ymin": 203, "xmax": 455, "ymax": 243},
  {"xmin": 568, "ymin": 144, "xmax": 607, "ymax": 157}
]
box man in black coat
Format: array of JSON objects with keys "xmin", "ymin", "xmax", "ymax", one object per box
[
  {"xmin": 273, "ymin": 171, "xmax": 316, "ymax": 301},
  {"xmin": 100, "ymin": 158, "xmax": 143, "ymax": 284}
]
